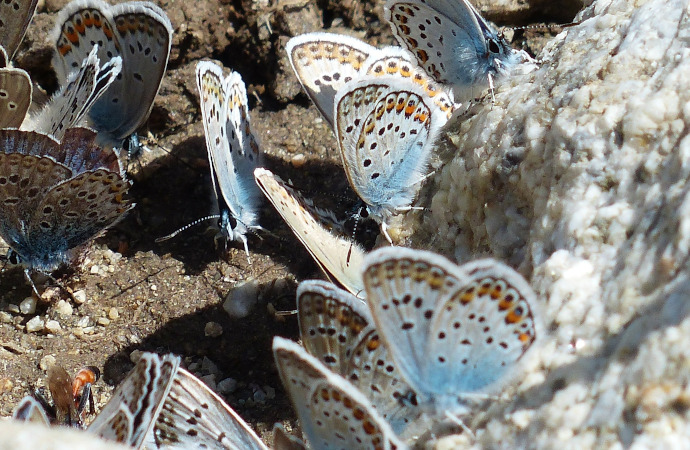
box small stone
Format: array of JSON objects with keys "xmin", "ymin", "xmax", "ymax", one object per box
[
  {"xmin": 201, "ymin": 357, "xmax": 220, "ymax": 376},
  {"xmin": 217, "ymin": 377, "xmax": 237, "ymax": 394},
  {"xmin": 150, "ymin": 284, "xmax": 157, "ymax": 291},
  {"xmin": 45, "ymin": 320, "xmax": 61, "ymax": 334},
  {"xmin": 108, "ymin": 307, "xmax": 119, "ymax": 320},
  {"xmin": 223, "ymin": 280, "xmax": 259, "ymax": 319},
  {"xmin": 291, "ymin": 153, "xmax": 306, "ymax": 168},
  {"xmin": 40, "ymin": 287, "xmax": 60, "ymax": 303},
  {"xmin": 253, "ymin": 386, "xmax": 266, "ymax": 403},
  {"xmin": 90, "ymin": 265, "xmax": 99, "ymax": 274},
  {"xmin": 7, "ymin": 304, "xmax": 20, "ymax": 314},
  {"xmin": 199, "ymin": 374, "xmax": 217, "ymax": 391},
  {"xmin": 19, "ymin": 297, "xmax": 36, "ymax": 315},
  {"xmin": 97, "ymin": 317, "xmax": 110, "ymax": 326},
  {"xmin": 39, "ymin": 355, "xmax": 56, "ymax": 370},
  {"xmin": 264, "ymin": 385, "xmax": 276, "ymax": 400},
  {"xmin": 204, "ymin": 321, "xmax": 223, "ymax": 338},
  {"xmin": 72, "ymin": 328, "xmax": 84, "ymax": 338},
  {"xmin": 73, "ymin": 290, "xmax": 87, "ymax": 305},
  {"xmin": 0, "ymin": 378, "xmax": 13, "ymax": 394},
  {"xmin": 0, "ymin": 312, "xmax": 12, "ymax": 323},
  {"xmin": 25, "ymin": 316, "xmax": 45, "ymax": 333},
  {"xmin": 55, "ymin": 300, "xmax": 73, "ymax": 316},
  {"xmin": 77, "ymin": 316, "xmax": 90, "ymax": 327}
]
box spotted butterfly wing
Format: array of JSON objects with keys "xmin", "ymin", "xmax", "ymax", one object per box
[
  {"xmin": 0, "ymin": 0, "xmax": 38, "ymax": 60},
  {"xmin": 273, "ymin": 337, "xmax": 407, "ymax": 450}
]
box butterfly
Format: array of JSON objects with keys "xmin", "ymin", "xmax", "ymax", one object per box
[
  {"xmin": 0, "ymin": 128, "xmax": 133, "ymax": 293},
  {"xmin": 189, "ymin": 61, "xmax": 264, "ymax": 258},
  {"xmin": 254, "ymin": 168, "xmax": 365, "ymax": 296},
  {"xmin": 86, "ymin": 352, "xmax": 267, "ymax": 449},
  {"xmin": 296, "ymin": 279, "xmax": 422, "ymax": 436},
  {"xmin": 333, "ymin": 76, "xmax": 448, "ymax": 243},
  {"xmin": 273, "ymin": 336, "xmax": 408, "ymax": 450},
  {"xmin": 0, "ymin": 0, "xmax": 38, "ymax": 60},
  {"xmin": 285, "ymin": 32, "xmax": 455, "ymax": 130},
  {"xmin": 362, "ymin": 247, "xmax": 539, "ymax": 416},
  {"xmin": 51, "ymin": 0, "xmax": 173, "ymax": 153},
  {"xmin": 384, "ymin": 0, "xmax": 527, "ymax": 101}
]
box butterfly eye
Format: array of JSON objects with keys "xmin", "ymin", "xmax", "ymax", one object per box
[{"xmin": 488, "ymin": 39, "xmax": 501, "ymax": 54}]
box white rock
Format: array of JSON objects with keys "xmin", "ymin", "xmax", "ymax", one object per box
[
  {"xmin": 45, "ymin": 320, "xmax": 61, "ymax": 334},
  {"xmin": 407, "ymin": 0, "xmax": 690, "ymax": 446},
  {"xmin": 217, "ymin": 377, "xmax": 237, "ymax": 394},
  {"xmin": 25, "ymin": 316, "xmax": 44, "ymax": 333},
  {"xmin": 108, "ymin": 308, "xmax": 119, "ymax": 320},
  {"xmin": 39, "ymin": 355, "xmax": 56, "ymax": 371},
  {"xmin": 55, "ymin": 300, "xmax": 73, "ymax": 317},
  {"xmin": 19, "ymin": 297, "xmax": 36, "ymax": 315},
  {"xmin": 223, "ymin": 280, "xmax": 259, "ymax": 319},
  {"xmin": 72, "ymin": 290, "xmax": 87, "ymax": 305}
]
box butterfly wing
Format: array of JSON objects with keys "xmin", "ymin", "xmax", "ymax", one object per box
[
  {"xmin": 362, "ymin": 247, "xmax": 466, "ymax": 399},
  {"xmin": 146, "ymin": 367, "xmax": 268, "ymax": 449},
  {"xmin": 219, "ymin": 70, "xmax": 262, "ymax": 229},
  {"xmin": 297, "ymin": 279, "xmax": 421, "ymax": 436},
  {"xmin": 273, "ymin": 337, "xmax": 406, "ymax": 450},
  {"xmin": 364, "ymin": 46, "xmax": 455, "ymax": 118},
  {"xmin": 52, "ymin": 0, "xmax": 119, "ymax": 84},
  {"xmin": 28, "ymin": 46, "xmax": 122, "ymax": 140},
  {"xmin": 254, "ymin": 168, "xmax": 366, "ymax": 296},
  {"xmin": 334, "ymin": 77, "xmax": 447, "ymax": 220},
  {"xmin": 87, "ymin": 353, "xmax": 180, "ymax": 447},
  {"xmin": 93, "ymin": 2, "xmax": 172, "ymax": 141},
  {"xmin": 425, "ymin": 258, "xmax": 538, "ymax": 394},
  {"xmin": 297, "ymin": 280, "xmax": 372, "ymax": 373},
  {"xmin": 0, "ymin": 0, "xmax": 37, "ymax": 60},
  {"xmin": 285, "ymin": 32, "xmax": 377, "ymax": 129},
  {"xmin": 0, "ymin": 66, "xmax": 31, "ymax": 128},
  {"xmin": 196, "ymin": 61, "xmax": 227, "ymax": 218},
  {"xmin": 12, "ymin": 396, "xmax": 51, "ymax": 425}
]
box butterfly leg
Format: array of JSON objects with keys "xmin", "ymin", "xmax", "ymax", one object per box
[{"xmin": 381, "ymin": 221, "xmax": 393, "ymax": 244}]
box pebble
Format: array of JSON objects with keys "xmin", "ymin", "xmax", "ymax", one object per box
[
  {"xmin": 73, "ymin": 290, "xmax": 87, "ymax": 305},
  {"xmin": 7, "ymin": 304, "xmax": 20, "ymax": 314},
  {"xmin": 39, "ymin": 355, "xmax": 56, "ymax": 370},
  {"xmin": 200, "ymin": 374, "xmax": 217, "ymax": 391},
  {"xmin": 77, "ymin": 316, "xmax": 90, "ymax": 327},
  {"xmin": 45, "ymin": 320, "xmax": 61, "ymax": 334},
  {"xmin": 201, "ymin": 357, "xmax": 220, "ymax": 376},
  {"xmin": 223, "ymin": 280, "xmax": 259, "ymax": 319},
  {"xmin": 0, "ymin": 312, "xmax": 12, "ymax": 323},
  {"xmin": 97, "ymin": 317, "xmax": 110, "ymax": 326},
  {"xmin": 19, "ymin": 297, "xmax": 36, "ymax": 314},
  {"xmin": 55, "ymin": 300, "xmax": 73, "ymax": 316},
  {"xmin": 217, "ymin": 377, "xmax": 237, "ymax": 394},
  {"xmin": 291, "ymin": 153, "xmax": 306, "ymax": 168},
  {"xmin": 108, "ymin": 307, "xmax": 119, "ymax": 320},
  {"xmin": 25, "ymin": 316, "xmax": 45, "ymax": 333},
  {"xmin": 264, "ymin": 385, "xmax": 276, "ymax": 400},
  {"xmin": 204, "ymin": 321, "xmax": 223, "ymax": 337}
]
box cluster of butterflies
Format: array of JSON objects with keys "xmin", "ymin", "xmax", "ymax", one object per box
[
  {"xmin": 0, "ymin": 0, "xmax": 172, "ymax": 293},
  {"xmin": 13, "ymin": 246, "xmax": 539, "ymax": 449},
  {"xmin": 3, "ymin": 0, "xmax": 546, "ymax": 447}
]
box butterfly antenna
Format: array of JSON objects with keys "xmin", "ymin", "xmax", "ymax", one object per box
[
  {"xmin": 155, "ymin": 215, "xmax": 220, "ymax": 243},
  {"xmin": 510, "ymin": 21, "xmax": 581, "ymax": 32}
]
